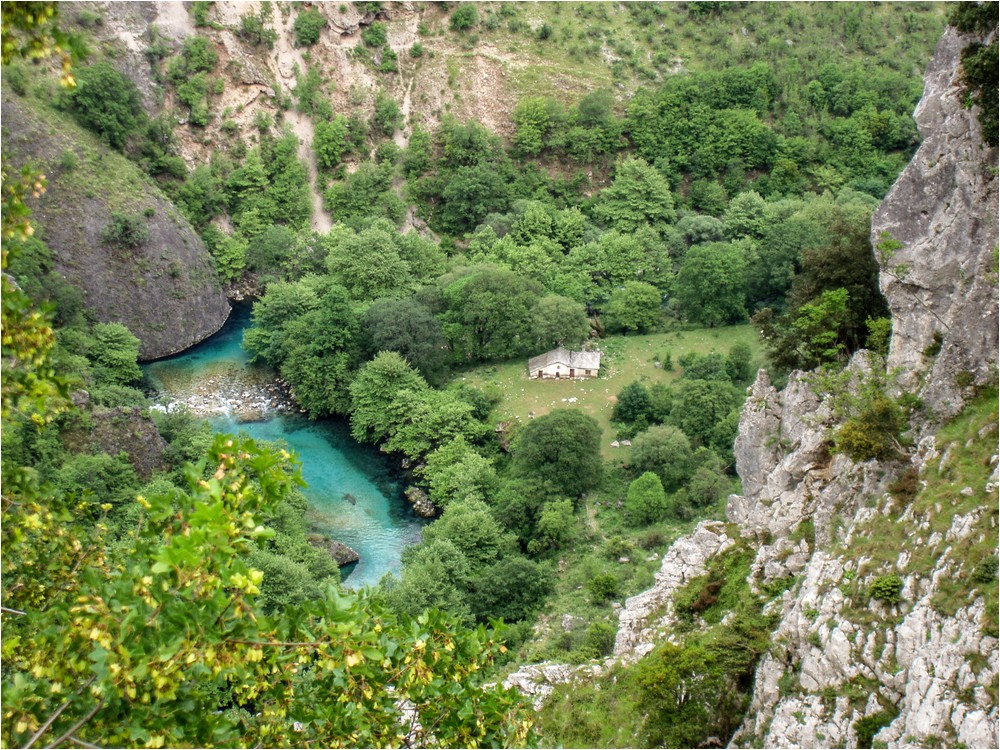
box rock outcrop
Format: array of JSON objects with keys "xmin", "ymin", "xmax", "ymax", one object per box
[
  {"xmin": 2, "ymin": 96, "xmax": 230, "ymax": 360},
  {"xmin": 726, "ymin": 27, "xmax": 999, "ymax": 749},
  {"xmin": 62, "ymin": 402, "xmax": 169, "ymax": 480},
  {"xmin": 727, "ymin": 363, "xmax": 998, "ymax": 748},
  {"xmin": 404, "ymin": 486, "xmax": 437, "ymax": 518},
  {"xmin": 872, "ymin": 27, "xmax": 999, "ymax": 424},
  {"xmin": 614, "ymin": 521, "xmax": 734, "ymax": 662}
]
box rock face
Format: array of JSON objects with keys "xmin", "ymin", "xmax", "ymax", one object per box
[
  {"xmin": 725, "ymin": 29, "xmax": 999, "ymax": 748},
  {"xmin": 63, "ymin": 403, "xmax": 168, "ymax": 480},
  {"xmin": 871, "ymin": 27, "xmax": 999, "ymax": 424},
  {"xmin": 614, "ymin": 521, "xmax": 734, "ymax": 662},
  {"xmin": 726, "ymin": 361, "xmax": 999, "ymax": 747},
  {"xmin": 2, "ymin": 97, "xmax": 230, "ymax": 360}
]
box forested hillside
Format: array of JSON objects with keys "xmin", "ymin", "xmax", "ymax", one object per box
[{"xmin": 3, "ymin": 2, "xmax": 996, "ymax": 748}]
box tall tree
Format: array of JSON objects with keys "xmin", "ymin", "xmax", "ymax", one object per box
[
  {"xmin": 674, "ymin": 242, "xmax": 747, "ymax": 326},
  {"xmin": 361, "ymin": 297, "xmax": 451, "ymax": 385},
  {"xmin": 441, "ymin": 268, "xmax": 544, "ymax": 362},
  {"xmin": 591, "ymin": 157, "xmax": 677, "ymax": 233},
  {"xmin": 625, "ymin": 471, "xmax": 670, "ymax": 525},
  {"xmin": 349, "ymin": 352, "xmax": 427, "ymax": 444},
  {"xmin": 512, "ymin": 409, "xmax": 603, "ymax": 498},
  {"xmin": 531, "ymin": 294, "xmax": 591, "ymax": 350}
]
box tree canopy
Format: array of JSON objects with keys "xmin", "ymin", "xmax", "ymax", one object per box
[{"xmin": 512, "ymin": 409, "xmax": 603, "ymax": 498}]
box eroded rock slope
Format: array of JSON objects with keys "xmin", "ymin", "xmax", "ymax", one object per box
[{"xmin": 638, "ymin": 27, "xmax": 998, "ymax": 749}]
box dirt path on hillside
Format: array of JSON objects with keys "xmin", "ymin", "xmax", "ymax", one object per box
[
  {"xmin": 268, "ymin": 3, "xmax": 333, "ymax": 234},
  {"xmin": 391, "ymin": 10, "xmax": 421, "ymax": 150},
  {"xmin": 394, "ymin": 76, "xmax": 414, "ymax": 150}
]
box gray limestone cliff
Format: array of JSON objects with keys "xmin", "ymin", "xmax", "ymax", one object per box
[
  {"xmin": 720, "ymin": 28, "xmax": 998, "ymax": 748},
  {"xmin": 872, "ymin": 27, "xmax": 999, "ymax": 424},
  {"xmin": 2, "ymin": 96, "xmax": 230, "ymax": 360}
]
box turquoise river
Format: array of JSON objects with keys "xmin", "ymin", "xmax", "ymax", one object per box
[{"xmin": 143, "ymin": 304, "xmax": 425, "ymax": 588}]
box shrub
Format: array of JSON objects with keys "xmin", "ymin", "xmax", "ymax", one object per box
[
  {"xmin": 378, "ymin": 48, "xmax": 399, "ymax": 73},
  {"xmin": 293, "ymin": 9, "xmax": 326, "ymax": 46},
  {"xmin": 450, "ymin": 5, "xmax": 478, "ymax": 32},
  {"xmin": 625, "ymin": 472, "xmax": 669, "ymax": 526},
  {"xmin": 603, "ymin": 536, "xmax": 633, "ymax": 560},
  {"xmin": 869, "ymin": 574, "xmax": 903, "ymax": 604},
  {"xmin": 101, "ymin": 212, "xmax": 148, "ymax": 249},
  {"xmin": 972, "ymin": 555, "xmax": 998, "ymax": 584},
  {"xmin": 853, "ymin": 708, "xmax": 899, "ymax": 749},
  {"xmin": 67, "ymin": 62, "xmax": 145, "ymax": 149},
  {"xmin": 192, "ymin": 1, "xmax": 212, "ymax": 27},
  {"xmin": 409, "ymin": 42, "xmax": 424, "ymax": 58},
  {"xmin": 76, "ymin": 9, "xmax": 103, "ymax": 27},
  {"xmin": 180, "ymin": 35, "xmax": 218, "ymax": 73},
  {"xmin": 239, "ymin": 9, "xmax": 278, "ymax": 48},
  {"xmin": 4, "ymin": 63, "xmax": 27, "ymax": 95},
  {"xmin": 585, "ymin": 621, "xmax": 617, "ymax": 657},
  {"xmin": 922, "ymin": 330, "xmax": 944, "ymax": 358},
  {"xmin": 675, "ymin": 575, "xmax": 724, "ymax": 617},
  {"xmin": 253, "ymin": 111, "xmax": 272, "ymax": 132},
  {"xmin": 588, "ymin": 572, "xmax": 619, "ymax": 603},
  {"xmin": 59, "ymin": 150, "xmax": 79, "ymax": 172},
  {"xmin": 639, "ymin": 530, "xmax": 665, "ymax": 550},
  {"xmin": 834, "ymin": 394, "xmax": 903, "ymax": 462},
  {"xmin": 887, "ymin": 466, "xmax": 919, "ymax": 503},
  {"xmin": 361, "ymin": 21, "xmax": 387, "ymax": 47}
]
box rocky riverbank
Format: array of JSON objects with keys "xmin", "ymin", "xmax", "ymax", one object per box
[{"xmin": 150, "ymin": 364, "xmax": 298, "ymax": 423}]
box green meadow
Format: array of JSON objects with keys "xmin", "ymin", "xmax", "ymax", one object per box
[{"xmin": 459, "ymin": 323, "xmax": 762, "ymax": 459}]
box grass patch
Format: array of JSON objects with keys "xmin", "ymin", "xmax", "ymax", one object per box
[
  {"xmin": 838, "ymin": 389, "xmax": 999, "ymax": 633},
  {"xmin": 511, "ymin": 483, "xmax": 693, "ymax": 666},
  {"xmin": 458, "ymin": 324, "xmax": 760, "ymax": 459},
  {"xmin": 5, "ymin": 91, "xmax": 158, "ymax": 217},
  {"xmin": 462, "ymin": 2, "xmax": 944, "ymax": 103}
]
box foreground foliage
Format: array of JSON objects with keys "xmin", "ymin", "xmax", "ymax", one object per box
[{"xmin": 2, "ymin": 433, "xmax": 534, "ymax": 748}]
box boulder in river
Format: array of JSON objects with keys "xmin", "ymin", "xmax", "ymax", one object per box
[
  {"xmin": 308, "ymin": 534, "xmax": 360, "ymax": 566},
  {"xmin": 404, "ymin": 486, "xmax": 437, "ymax": 518}
]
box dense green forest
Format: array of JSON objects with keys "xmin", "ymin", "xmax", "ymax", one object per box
[{"xmin": 4, "ymin": 1, "xmax": 993, "ymax": 747}]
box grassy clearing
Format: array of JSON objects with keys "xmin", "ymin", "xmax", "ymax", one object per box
[
  {"xmin": 457, "ymin": 324, "xmax": 761, "ymax": 460},
  {"xmin": 503, "ymin": 466, "xmax": 705, "ymax": 670}
]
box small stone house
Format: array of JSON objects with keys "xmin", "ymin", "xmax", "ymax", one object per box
[{"xmin": 527, "ymin": 347, "xmax": 601, "ymax": 379}]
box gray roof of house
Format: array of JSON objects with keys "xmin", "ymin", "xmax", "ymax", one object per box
[{"xmin": 528, "ymin": 347, "xmax": 601, "ymax": 372}]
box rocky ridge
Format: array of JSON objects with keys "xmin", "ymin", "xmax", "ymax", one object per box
[
  {"xmin": 872, "ymin": 27, "xmax": 999, "ymax": 426},
  {"xmin": 653, "ymin": 28, "xmax": 998, "ymax": 749}
]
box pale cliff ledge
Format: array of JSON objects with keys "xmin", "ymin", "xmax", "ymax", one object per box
[{"xmin": 872, "ymin": 27, "xmax": 999, "ymax": 426}]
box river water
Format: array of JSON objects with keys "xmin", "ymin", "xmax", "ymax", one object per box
[{"xmin": 143, "ymin": 304, "xmax": 425, "ymax": 589}]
